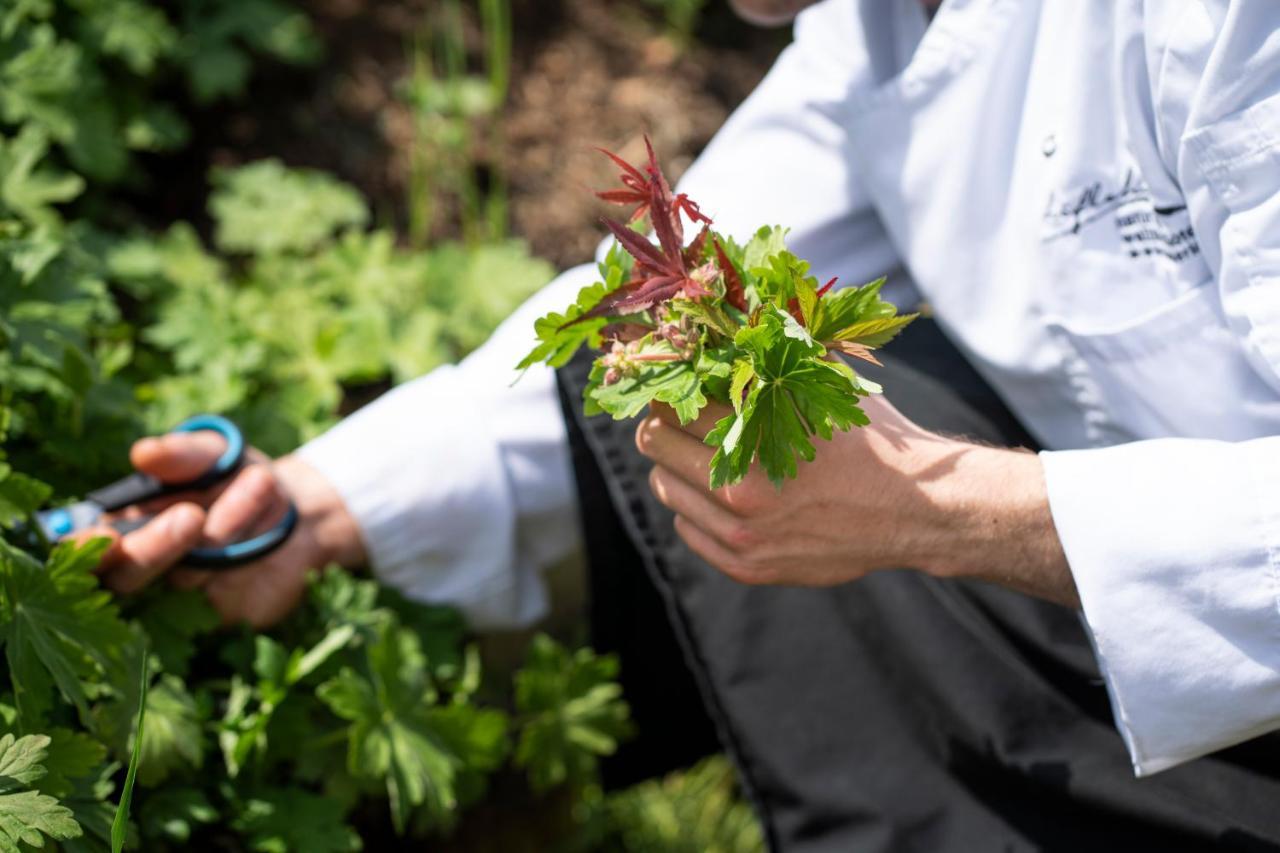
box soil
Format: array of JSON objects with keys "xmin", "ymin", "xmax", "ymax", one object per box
[{"xmin": 172, "ymin": 0, "xmax": 786, "ymax": 269}]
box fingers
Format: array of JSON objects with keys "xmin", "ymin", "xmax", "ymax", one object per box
[
  {"xmin": 635, "ymin": 415, "xmax": 714, "ymax": 487},
  {"xmin": 204, "ymin": 557, "xmax": 308, "ymax": 629},
  {"xmin": 203, "ymin": 464, "xmax": 284, "ymax": 545},
  {"xmin": 649, "ymin": 467, "xmax": 745, "ymax": 549},
  {"xmin": 100, "ymin": 502, "xmax": 206, "ymax": 594},
  {"xmin": 673, "ymin": 515, "xmax": 773, "ymax": 585},
  {"xmin": 130, "ymin": 431, "xmax": 228, "ymax": 484},
  {"xmin": 650, "ymin": 401, "xmax": 731, "ymax": 441},
  {"xmin": 169, "ymin": 568, "xmax": 213, "ymax": 591}
]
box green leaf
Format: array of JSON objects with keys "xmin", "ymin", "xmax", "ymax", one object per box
[
  {"xmin": 60, "ymin": 761, "xmax": 120, "ymax": 853},
  {"xmin": 209, "ymin": 160, "xmax": 369, "ymax": 255},
  {"xmin": 289, "ymin": 624, "xmax": 357, "ymax": 685},
  {"xmin": 138, "ymin": 788, "xmax": 216, "ymax": 845},
  {"xmin": 34, "ymin": 729, "xmax": 105, "ymax": 799},
  {"xmin": 0, "ymin": 128, "xmax": 84, "ymax": 224},
  {"xmin": 184, "ymin": 42, "xmax": 251, "ymax": 102},
  {"xmin": 421, "ymin": 703, "xmax": 508, "ymax": 813},
  {"xmin": 600, "ymin": 755, "xmax": 764, "ymax": 853},
  {"xmin": 831, "ymin": 314, "xmax": 918, "ymax": 348},
  {"xmin": 728, "ymin": 359, "xmax": 754, "ymax": 414},
  {"xmin": 707, "ymin": 312, "xmax": 869, "ymax": 489},
  {"xmin": 514, "ymin": 634, "xmax": 631, "ymax": 793},
  {"xmin": 76, "ymin": 1, "xmax": 178, "ymax": 75},
  {"xmin": 0, "ymin": 732, "xmax": 52, "ymax": 787},
  {"xmin": 231, "ymin": 787, "xmax": 360, "ymax": 853},
  {"xmin": 98, "ymin": 673, "xmax": 203, "ymax": 788},
  {"xmin": 127, "ymin": 588, "xmax": 219, "ymax": 678},
  {"xmin": 111, "ymin": 654, "xmax": 148, "ymax": 853},
  {"xmin": 805, "ymin": 277, "xmax": 888, "ymax": 341},
  {"xmin": 0, "ymin": 470, "xmax": 50, "ymax": 529},
  {"xmin": 316, "ymin": 620, "xmax": 505, "ymax": 833},
  {"xmin": 587, "ymin": 350, "xmax": 706, "ymax": 424},
  {"xmin": 740, "ymin": 226, "xmax": 788, "ymax": 278},
  {"xmin": 122, "ymin": 103, "xmax": 188, "ymax": 152},
  {"xmin": 0, "ymin": 733, "xmax": 82, "ymax": 851},
  {"xmin": 425, "ymin": 241, "xmax": 555, "ymax": 356},
  {"xmin": 517, "ymin": 244, "xmax": 632, "ymax": 371},
  {"xmin": 0, "ymin": 539, "xmax": 130, "ymax": 728},
  {"xmin": 375, "ymin": 587, "xmax": 467, "ymax": 685},
  {"xmin": 308, "ymin": 568, "xmax": 382, "ymax": 632}
]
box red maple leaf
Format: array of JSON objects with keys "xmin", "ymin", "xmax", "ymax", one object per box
[
  {"xmin": 577, "ymin": 139, "xmax": 718, "ymax": 321},
  {"xmin": 596, "ymin": 137, "xmax": 712, "ymax": 232},
  {"xmin": 714, "ymin": 238, "xmax": 748, "ymax": 313},
  {"xmin": 595, "ymin": 147, "xmax": 652, "ymax": 223}
]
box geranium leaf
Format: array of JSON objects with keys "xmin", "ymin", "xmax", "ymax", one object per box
[
  {"xmin": 0, "ymin": 733, "xmax": 82, "ymax": 851},
  {"xmin": 513, "ymin": 634, "xmax": 631, "ymax": 793},
  {"xmin": 0, "ymin": 539, "xmax": 129, "ymax": 728}
]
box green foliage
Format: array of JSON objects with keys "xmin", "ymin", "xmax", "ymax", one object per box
[
  {"xmin": 0, "ymin": 2, "xmax": 755, "ymax": 849},
  {"xmin": 706, "ymin": 308, "xmax": 871, "ymax": 488},
  {"xmin": 514, "ymin": 635, "xmax": 632, "ymax": 793},
  {"xmin": 594, "ymin": 755, "xmax": 764, "ymax": 853},
  {"xmin": 228, "ymin": 787, "xmax": 362, "ymax": 853},
  {"xmin": 0, "ymin": 733, "xmax": 83, "ymax": 851},
  {"xmin": 138, "ymin": 788, "xmax": 216, "ymax": 846},
  {"xmin": 516, "ymin": 245, "xmax": 630, "ymax": 372},
  {"xmin": 177, "ymin": 0, "xmax": 321, "ymax": 103},
  {"xmin": 317, "ymin": 620, "xmax": 509, "ymax": 833},
  {"xmin": 403, "ymin": 0, "xmax": 513, "ymax": 245},
  {"xmin": 0, "ymin": 0, "xmax": 318, "ymax": 185},
  {"xmin": 644, "ymin": 0, "xmax": 709, "ymax": 42},
  {"xmin": 110, "ymin": 656, "xmax": 149, "ymax": 853},
  {"xmin": 209, "ymin": 160, "xmax": 369, "ymax": 256},
  {"xmin": 108, "ymin": 162, "xmax": 551, "ymax": 455},
  {"xmin": 526, "ymin": 213, "xmax": 914, "ymax": 488},
  {"xmin": 0, "ymin": 539, "xmax": 131, "ymax": 727}
]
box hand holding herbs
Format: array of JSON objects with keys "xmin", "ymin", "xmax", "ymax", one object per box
[{"xmin": 520, "ymin": 140, "xmax": 916, "ymax": 488}]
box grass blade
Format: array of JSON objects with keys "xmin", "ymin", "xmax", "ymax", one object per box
[{"xmin": 111, "ymin": 654, "xmax": 149, "ymax": 853}]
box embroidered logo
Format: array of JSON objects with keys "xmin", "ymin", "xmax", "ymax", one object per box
[{"xmin": 1041, "ymin": 167, "xmax": 1201, "ymax": 264}]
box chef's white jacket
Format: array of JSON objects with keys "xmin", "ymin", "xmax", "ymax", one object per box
[{"xmin": 299, "ymin": 0, "xmax": 1280, "ymax": 777}]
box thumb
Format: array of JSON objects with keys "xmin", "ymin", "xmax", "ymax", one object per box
[{"xmin": 129, "ymin": 431, "xmax": 229, "ymax": 484}]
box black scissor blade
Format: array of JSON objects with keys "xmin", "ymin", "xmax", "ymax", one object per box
[{"xmin": 86, "ymin": 472, "xmax": 165, "ymax": 513}]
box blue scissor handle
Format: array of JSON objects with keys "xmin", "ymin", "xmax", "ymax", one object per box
[
  {"xmin": 180, "ymin": 503, "xmax": 299, "ymax": 569},
  {"xmin": 170, "ymin": 414, "xmax": 245, "ymax": 490},
  {"xmin": 84, "ymin": 414, "xmax": 247, "ymax": 512},
  {"xmin": 41, "ymin": 413, "xmax": 298, "ymax": 570}
]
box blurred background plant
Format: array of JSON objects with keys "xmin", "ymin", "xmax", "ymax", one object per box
[
  {"xmin": 402, "ymin": 0, "xmax": 512, "ymax": 246},
  {"xmin": 645, "ymin": 0, "xmax": 710, "ymax": 43},
  {"xmin": 0, "ymin": 0, "xmax": 780, "ymax": 848}
]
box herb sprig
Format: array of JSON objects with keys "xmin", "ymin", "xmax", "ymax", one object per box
[{"xmin": 520, "ymin": 139, "xmax": 915, "ymax": 488}]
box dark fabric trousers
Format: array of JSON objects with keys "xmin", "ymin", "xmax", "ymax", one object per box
[{"xmin": 556, "ymin": 319, "xmax": 1280, "ymax": 852}]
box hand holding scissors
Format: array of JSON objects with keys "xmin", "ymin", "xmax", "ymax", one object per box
[{"xmin": 38, "ymin": 415, "xmax": 365, "ymax": 626}]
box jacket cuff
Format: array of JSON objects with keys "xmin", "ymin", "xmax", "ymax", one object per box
[
  {"xmin": 1040, "ymin": 437, "xmax": 1280, "ymax": 775},
  {"xmin": 297, "ymin": 365, "xmax": 548, "ymax": 629}
]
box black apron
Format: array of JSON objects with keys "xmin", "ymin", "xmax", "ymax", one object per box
[{"xmin": 556, "ymin": 319, "xmax": 1280, "ymax": 852}]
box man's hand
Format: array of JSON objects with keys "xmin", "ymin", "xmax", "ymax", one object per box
[
  {"xmin": 80, "ymin": 433, "xmax": 366, "ymax": 627},
  {"xmin": 636, "ymin": 396, "xmax": 1079, "ymax": 607}
]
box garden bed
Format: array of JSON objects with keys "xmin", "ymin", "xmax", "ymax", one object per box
[
  {"xmin": 150, "ymin": 0, "xmax": 784, "ymax": 267},
  {"xmin": 0, "ymin": 0, "xmax": 784, "ymax": 848}
]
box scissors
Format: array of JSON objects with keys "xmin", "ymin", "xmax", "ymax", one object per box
[{"xmin": 33, "ymin": 414, "xmax": 298, "ymax": 569}]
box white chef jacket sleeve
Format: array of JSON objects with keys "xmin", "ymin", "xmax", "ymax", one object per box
[
  {"xmin": 295, "ymin": 0, "xmax": 896, "ymax": 631},
  {"xmin": 1040, "ymin": 0, "xmax": 1280, "ymax": 776},
  {"xmin": 296, "ymin": 264, "xmax": 593, "ymax": 630}
]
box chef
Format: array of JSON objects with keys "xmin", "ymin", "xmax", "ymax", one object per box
[{"xmin": 88, "ymin": 1, "xmax": 1280, "ymax": 848}]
